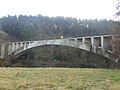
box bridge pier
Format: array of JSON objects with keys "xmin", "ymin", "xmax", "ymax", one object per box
[
  {"xmin": 8, "ymin": 44, "xmax": 12, "ymax": 55},
  {"xmin": 91, "ymin": 37, "xmax": 94, "ymax": 46},
  {"xmin": 0, "ymin": 43, "xmax": 6, "ymax": 59},
  {"xmin": 82, "ymin": 38, "xmax": 85, "ymax": 43},
  {"xmin": 101, "ymin": 36, "xmax": 104, "ymax": 48}
]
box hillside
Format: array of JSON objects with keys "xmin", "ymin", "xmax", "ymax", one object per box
[{"xmin": 0, "ymin": 15, "xmax": 120, "ymax": 41}]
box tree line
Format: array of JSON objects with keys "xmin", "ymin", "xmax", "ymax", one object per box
[{"xmin": 0, "ymin": 15, "xmax": 120, "ymax": 41}]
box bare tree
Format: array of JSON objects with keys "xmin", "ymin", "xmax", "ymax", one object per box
[{"xmin": 115, "ymin": 0, "xmax": 120, "ymax": 18}]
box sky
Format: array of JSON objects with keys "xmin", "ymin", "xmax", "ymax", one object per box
[{"xmin": 0, "ymin": 0, "xmax": 117, "ymax": 20}]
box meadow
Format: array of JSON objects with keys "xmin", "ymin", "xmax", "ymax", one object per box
[{"xmin": 0, "ymin": 68, "xmax": 120, "ymax": 90}]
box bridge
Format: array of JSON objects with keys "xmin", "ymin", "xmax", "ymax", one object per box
[{"xmin": 0, "ymin": 34, "xmax": 120, "ymax": 62}]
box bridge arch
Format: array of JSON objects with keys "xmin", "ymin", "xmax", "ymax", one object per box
[{"xmin": 5, "ymin": 39, "xmax": 119, "ymax": 62}]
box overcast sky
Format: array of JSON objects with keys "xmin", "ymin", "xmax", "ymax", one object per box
[{"xmin": 0, "ymin": 0, "xmax": 117, "ymax": 20}]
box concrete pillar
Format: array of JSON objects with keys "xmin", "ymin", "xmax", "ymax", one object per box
[
  {"xmin": 22, "ymin": 43, "xmax": 25, "ymax": 50},
  {"xmin": 0, "ymin": 43, "xmax": 5, "ymax": 58},
  {"xmin": 8, "ymin": 44, "xmax": 10, "ymax": 55},
  {"xmin": 15, "ymin": 43, "xmax": 17, "ymax": 50},
  {"xmin": 5, "ymin": 44, "xmax": 9, "ymax": 57},
  {"xmin": 26, "ymin": 42, "xmax": 29, "ymax": 49},
  {"xmin": 15, "ymin": 43, "xmax": 19, "ymax": 53},
  {"xmin": 20, "ymin": 42, "xmax": 23, "ymax": 47},
  {"xmin": 91, "ymin": 37, "xmax": 94, "ymax": 46},
  {"xmin": 101, "ymin": 36, "xmax": 104, "ymax": 48},
  {"xmin": 10, "ymin": 44, "xmax": 13, "ymax": 54},
  {"xmin": 82, "ymin": 38, "xmax": 85, "ymax": 43},
  {"xmin": 8, "ymin": 43, "xmax": 13, "ymax": 55},
  {"xmin": 23, "ymin": 42, "xmax": 26, "ymax": 50},
  {"xmin": 20, "ymin": 42, "xmax": 24, "ymax": 51},
  {"xmin": 12, "ymin": 43, "xmax": 15, "ymax": 52},
  {"xmin": 17, "ymin": 43, "xmax": 22, "ymax": 52},
  {"xmin": 18, "ymin": 43, "xmax": 20, "ymax": 48},
  {"xmin": 74, "ymin": 38, "xmax": 77, "ymax": 41},
  {"xmin": 14, "ymin": 43, "xmax": 17, "ymax": 51},
  {"xmin": 74, "ymin": 38, "xmax": 77, "ymax": 46}
]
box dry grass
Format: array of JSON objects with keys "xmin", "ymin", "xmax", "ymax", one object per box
[{"xmin": 0, "ymin": 68, "xmax": 119, "ymax": 90}]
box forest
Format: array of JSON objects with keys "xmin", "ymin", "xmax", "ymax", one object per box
[{"xmin": 0, "ymin": 15, "xmax": 120, "ymax": 68}]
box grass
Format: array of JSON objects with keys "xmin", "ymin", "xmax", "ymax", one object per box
[{"xmin": 0, "ymin": 68, "xmax": 119, "ymax": 90}]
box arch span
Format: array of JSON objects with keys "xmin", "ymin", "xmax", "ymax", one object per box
[{"xmin": 4, "ymin": 39, "xmax": 119, "ymax": 62}]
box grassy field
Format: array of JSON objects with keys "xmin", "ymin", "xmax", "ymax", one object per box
[{"xmin": 0, "ymin": 68, "xmax": 120, "ymax": 90}]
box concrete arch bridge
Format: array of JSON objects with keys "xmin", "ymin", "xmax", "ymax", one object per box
[{"xmin": 0, "ymin": 34, "xmax": 119, "ymax": 62}]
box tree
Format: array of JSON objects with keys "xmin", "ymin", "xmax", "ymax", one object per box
[
  {"xmin": 115, "ymin": 0, "xmax": 120, "ymax": 18},
  {"xmin": 112, "ymin": 1, "xmax": 120, "ymax": 58}
]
